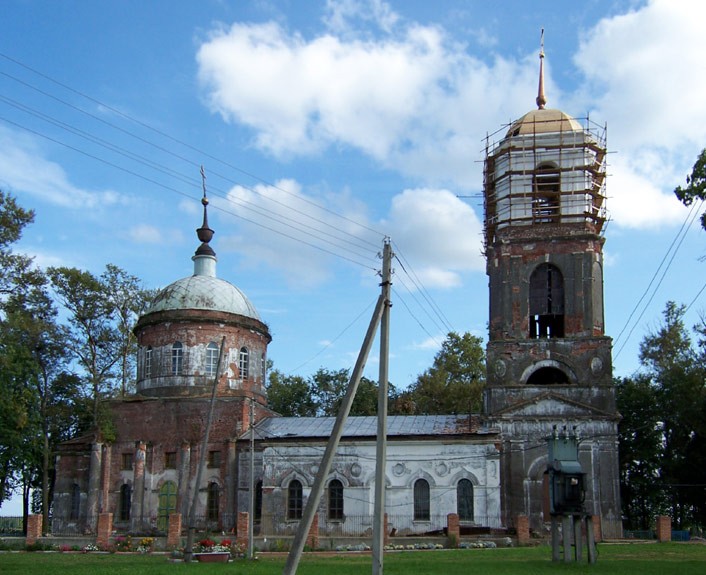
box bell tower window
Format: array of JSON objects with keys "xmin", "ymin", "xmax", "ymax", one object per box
[
  {"xmin": 533, "ymin": 163, "xmax": 560, "ymax": 224},
  {"xmin": 529, "ymin": 263, "xmax": 564, "ymax": 338}
]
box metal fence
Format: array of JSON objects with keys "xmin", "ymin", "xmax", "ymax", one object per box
[
  {"xmin": 0, "ymin": 516, "xmax": 23, "ymax": 536},
  {"xmin": 257, "ymin": 513, "xmax": 503, "ymax": 539}
]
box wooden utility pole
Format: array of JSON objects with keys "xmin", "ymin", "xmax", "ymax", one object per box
[
  {"xmin": 372, "ymin": 239, "xmax": 392, "ymax": 575},
  {"xmin": 282, "ymin": 240, "xmax": 392, "ymax": 575}
]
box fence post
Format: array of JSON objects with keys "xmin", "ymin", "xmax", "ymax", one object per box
[
  {"xmin": 515, "ymin": 515, "xmax": 530, "ymax": 546},
  {"xmin": 236, "ymin": 511, "xmax": 249, "ymax": 550},
  {"xmin": 96, "ymin": 512, "xmax": 113, "ymax": 550},
  {"xmin": 167, "ymin": 513, "xmax": 182, "ymax": 549},
  {"xmin": 446, "ymin": 513, "xmax": 460, "ymax": 547},
  {"xmin": 656, "ymin": 516, "xmax": 671, "ymax": 542},
  {"xmin": 26, "ymin": 514, "xmax": 42, "ymax": 546},
  {"xmin": 306, "ymin": 513, "xmax": 319, "ymax": 550}
]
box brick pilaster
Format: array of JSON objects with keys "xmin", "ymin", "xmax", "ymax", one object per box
[
  {"xmin": 656, "ymin": 515, "xmax": 671, "ymax": 542},
  {"xmin": 236, "ymin": 511, "xmax": 249, "ymax": 549},
  {"xmin": 446, "ymin": 513, "xmax": 460, "ymax": 547},
  {"xmin": 96, "ymin": 512, "xmax": 113, "ymax": 550},
  {"xmin": 167, "ymin": 513, "xmax": 182, "ymax": 549},
  {"xmin": 591, "ymin": 515, "xmax": 602, "ymax": 543},
  {"xmin": 26, "ymin": 514, "xmax": 42, "ymax": 546},
  {"xmin": 516, "ymin": 515, "xmax": 530, "ymax": 546},
  {"xmin": 306, "ymin": 513, "xmax": 319, "ymax": 549}
]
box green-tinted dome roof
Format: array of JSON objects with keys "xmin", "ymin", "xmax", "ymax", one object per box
[{"xmin": 146, "ymin": 272, "xmax": 261, "ymax": 320}]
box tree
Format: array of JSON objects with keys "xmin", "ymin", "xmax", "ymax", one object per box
[
  {"xmin": 674, "ymin": 148, "xmax": 706, "ymax": 230},
  {"xmin": 101, "ymin": 264, "xmax": 155, "ymax": 396},
  {"xmin": 616, "ymin": 374, "xmax": 666, "ymax": 529},
  {"xmin": 1, "ymin": 274, "xmax": 85, "ymax": 526},
  {"xmin": 0, "ymin": 190, "xmax": 38, "ymax": 299},
  {"xmin": 266, "ymin": 370, "xmax": 318, "ymax": 417},
  {"xmin": 639, "ymin": 301, "xmax": 706, "ymax": 529},
  {"xmin": 47, "ymin": 266, "xmax": 122, "ymax": 432},
  {"xmin": 403, "ymin": 332, "xmax": 486, "ymax": 415}
]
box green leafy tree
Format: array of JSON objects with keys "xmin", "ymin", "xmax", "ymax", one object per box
[
  {"xmin": 101, "ymin": 264, "xmax": 155, "ymax": 396},
  {"xmin": 0, "ymin": 190, "xmax": 39, "ymax": 299},
  {"xmin": 639, "ymin": 301, "xmax": 706, "ymax": 529},
  {"xmin": 403, "ymin": 332, "xmax": 486, "ymax": 415},
  {"xmin": 2, "ymin": 282, "xmax": 82, "ymax": 530},
  {"xmin": 47, "ymin": 266, "xmax": 122, "ymax": 432},
  {"xmin": 616, "ymin": 374, "xmax": 666, "ymax": 529},
  {"xmin": 674, "ymin": 148, "xmax": 706, "ymax": 229},
  {"xmin": 266, "ymin": 369, "xmax": 318, "ymax": 417}
]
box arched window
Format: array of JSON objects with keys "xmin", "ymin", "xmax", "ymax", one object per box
[
  {"xmin": 171, "ymin": 342, "xmax": 183, "ymax": 375},
  {"xmin": 288, "ymin": 479, "xmax": 303, "ymax": 520},
  {"xmin": 239, "ymin": 347, "xmax": 249, "ymax": 379},
  {"xmin": 255, "ymin": 480, "xmax": 263, "ymax": 522},
  {"xmin": 413, "ymin": 479, "xmax": 430, "ymax": 521},
  {"xmin": 457, "ymin": 479, "xmax": 473, "ymax": 522},
  {"xmin": 119, "ymin": 484, "xmax": 131, "ymax": 521},
  {"xmin": 533, "ymin": 163, "xmax": 560, "ymax": 224},
  {"xmin": 328, "ymin": 479, "xmax": 344, "ymax": 521},
  {"xmin": 526, "ymin": 366, "xmax": 570, "ymax": 385},
  {"xmin": 144, "ymin": 347, "xmax": 152, "ymax": 378},
  {"xmin": 529, "ymin": 263, "xmax": 565, "ymax": 338},
  {"xmin": 205, "ymin": 342, "xmax": 219, "ymax": 376},
  {"xmin": 207, "ymin": 482, "xmax": 220, "ymax": 521},
  {"xmin": 70, "ymin": 483, "xmax": 81, "ymax": 520}
]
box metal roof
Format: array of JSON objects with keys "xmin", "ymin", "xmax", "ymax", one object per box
[{"xmin": 243, "ymin": 415, "xmax": 497, "ymax": 441}]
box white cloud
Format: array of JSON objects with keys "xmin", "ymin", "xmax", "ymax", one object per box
[
  {"xmin": 0, "ymin": 127, "xmax": 125, "ymax": 209},
  {"xmin": 127, "ymin": 224, "xmax": 164, "ymax": 244},
  {"xmin": 574, "ymin": 0, "xmax": 706, "ymax": 152},
  {"xmin": 323, "ymin": 0, "xmax": 399, "ymax": 35},
  {"xmin": 216, "ymin": 178, "xmax": 378, "ymax": 288},
  {"xmin": 196, "ymin": 17, "xmax": 539, "ymax": 189},
  {"xmin": 197, "ymin": 0, "xmax": 705, "ymax": 239},
  {"xmin": 411, "ymin": 336, "xmax": 443, "ymax": 351},
  {"xmin": 572, "ymin": 0, "xmax": 706, "ymax": 229},
  {"xmin": 382, "ymin": 188, "xmax": 485, "ymax": 288}
]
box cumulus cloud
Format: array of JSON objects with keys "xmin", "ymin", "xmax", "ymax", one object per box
[
  {"xmin": 573, "ymin": 0, "xmax": 706, "ymax": 228},
  {"xmin": 196, "ymin": 10, "xmax": 539, "ymax": 188},
  {"xmin": 196, "ymin": 0, "xmax": 703, "ymax": 244},
  {"xmin": 382, "ymin": 188, "xmax": 485, "ymax": 288},
  {"xmin": 215, "ymin": 178, "xmax": 378, "ymax": 288},
  {"xmin": 0, "ymin": 126, "xmax": 125, "ymax": 209}
]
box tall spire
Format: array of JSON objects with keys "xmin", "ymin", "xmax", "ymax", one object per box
[
  {"xmin": 536, "ymin": 28, "xmax": 547, "ymax": 110},
  {"xmin": 195, "ymin": 165, "xmax": 215, "ymax": 258}
]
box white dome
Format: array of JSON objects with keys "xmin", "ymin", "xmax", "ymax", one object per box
[{"xmin": 147, "ymin": 274, "xmax": 261, "ymax": 321}]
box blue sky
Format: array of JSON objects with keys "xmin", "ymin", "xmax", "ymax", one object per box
[{"xmin": 2, "ymin": 0, "xmax": 706, "ymax": 443}]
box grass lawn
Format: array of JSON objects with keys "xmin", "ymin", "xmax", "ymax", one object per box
[{"xmin": 1, "ymin": 543, "xmax": 705, "ymax": 575}]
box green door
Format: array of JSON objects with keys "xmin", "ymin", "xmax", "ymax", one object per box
[{"xmin": 157, "ymin": 481, "xmax": 177, "ymax": 531}]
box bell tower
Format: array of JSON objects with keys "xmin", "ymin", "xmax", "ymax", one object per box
[{"xmin": 482, "ymin": 36, "xmax": 621, "ymax": 537}]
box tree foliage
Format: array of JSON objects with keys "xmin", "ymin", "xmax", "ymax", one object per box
[
  {"xmin": 619, "ymin": 301, "xmax": 706, "ymax": 530},
  {"xmin": 266, "ymin": 367, "xmax": 396, "ymax": 417},
  {"xmin": 401, "ymin": 332, "xmax": 486, "ymax": 415},
  {"xmin": 674, "ymin": 148, "xmax": 706, "ymax": 230}
]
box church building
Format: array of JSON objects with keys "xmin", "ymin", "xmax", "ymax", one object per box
[{"xmin": 52, "ymin": 46, "xmax": 621, "ymax": 541}]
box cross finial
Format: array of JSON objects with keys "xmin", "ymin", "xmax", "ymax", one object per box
[
  {"xmin": 536, "ymin": 28, "xmax": 547, "ymax": 110},
  {"xmin": 200, "ymin": 164, "xmax": 208, "ymax": 204}
]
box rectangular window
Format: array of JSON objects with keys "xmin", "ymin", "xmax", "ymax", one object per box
[
  {"xmin": 165, "ymin": 452, "xmax": 177, "ymax": 469},
  {"xmin": 207, "ymin": 450, "xmax": 221, "ymax": 468},
  {"xmin": 121, "ymin": 453, "xmax": 133, "ymax": 470}
]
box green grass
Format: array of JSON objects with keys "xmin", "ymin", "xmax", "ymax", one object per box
[{"xmin": 1, "ymin": 544, "xmax": 705, "ymax": 575}]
